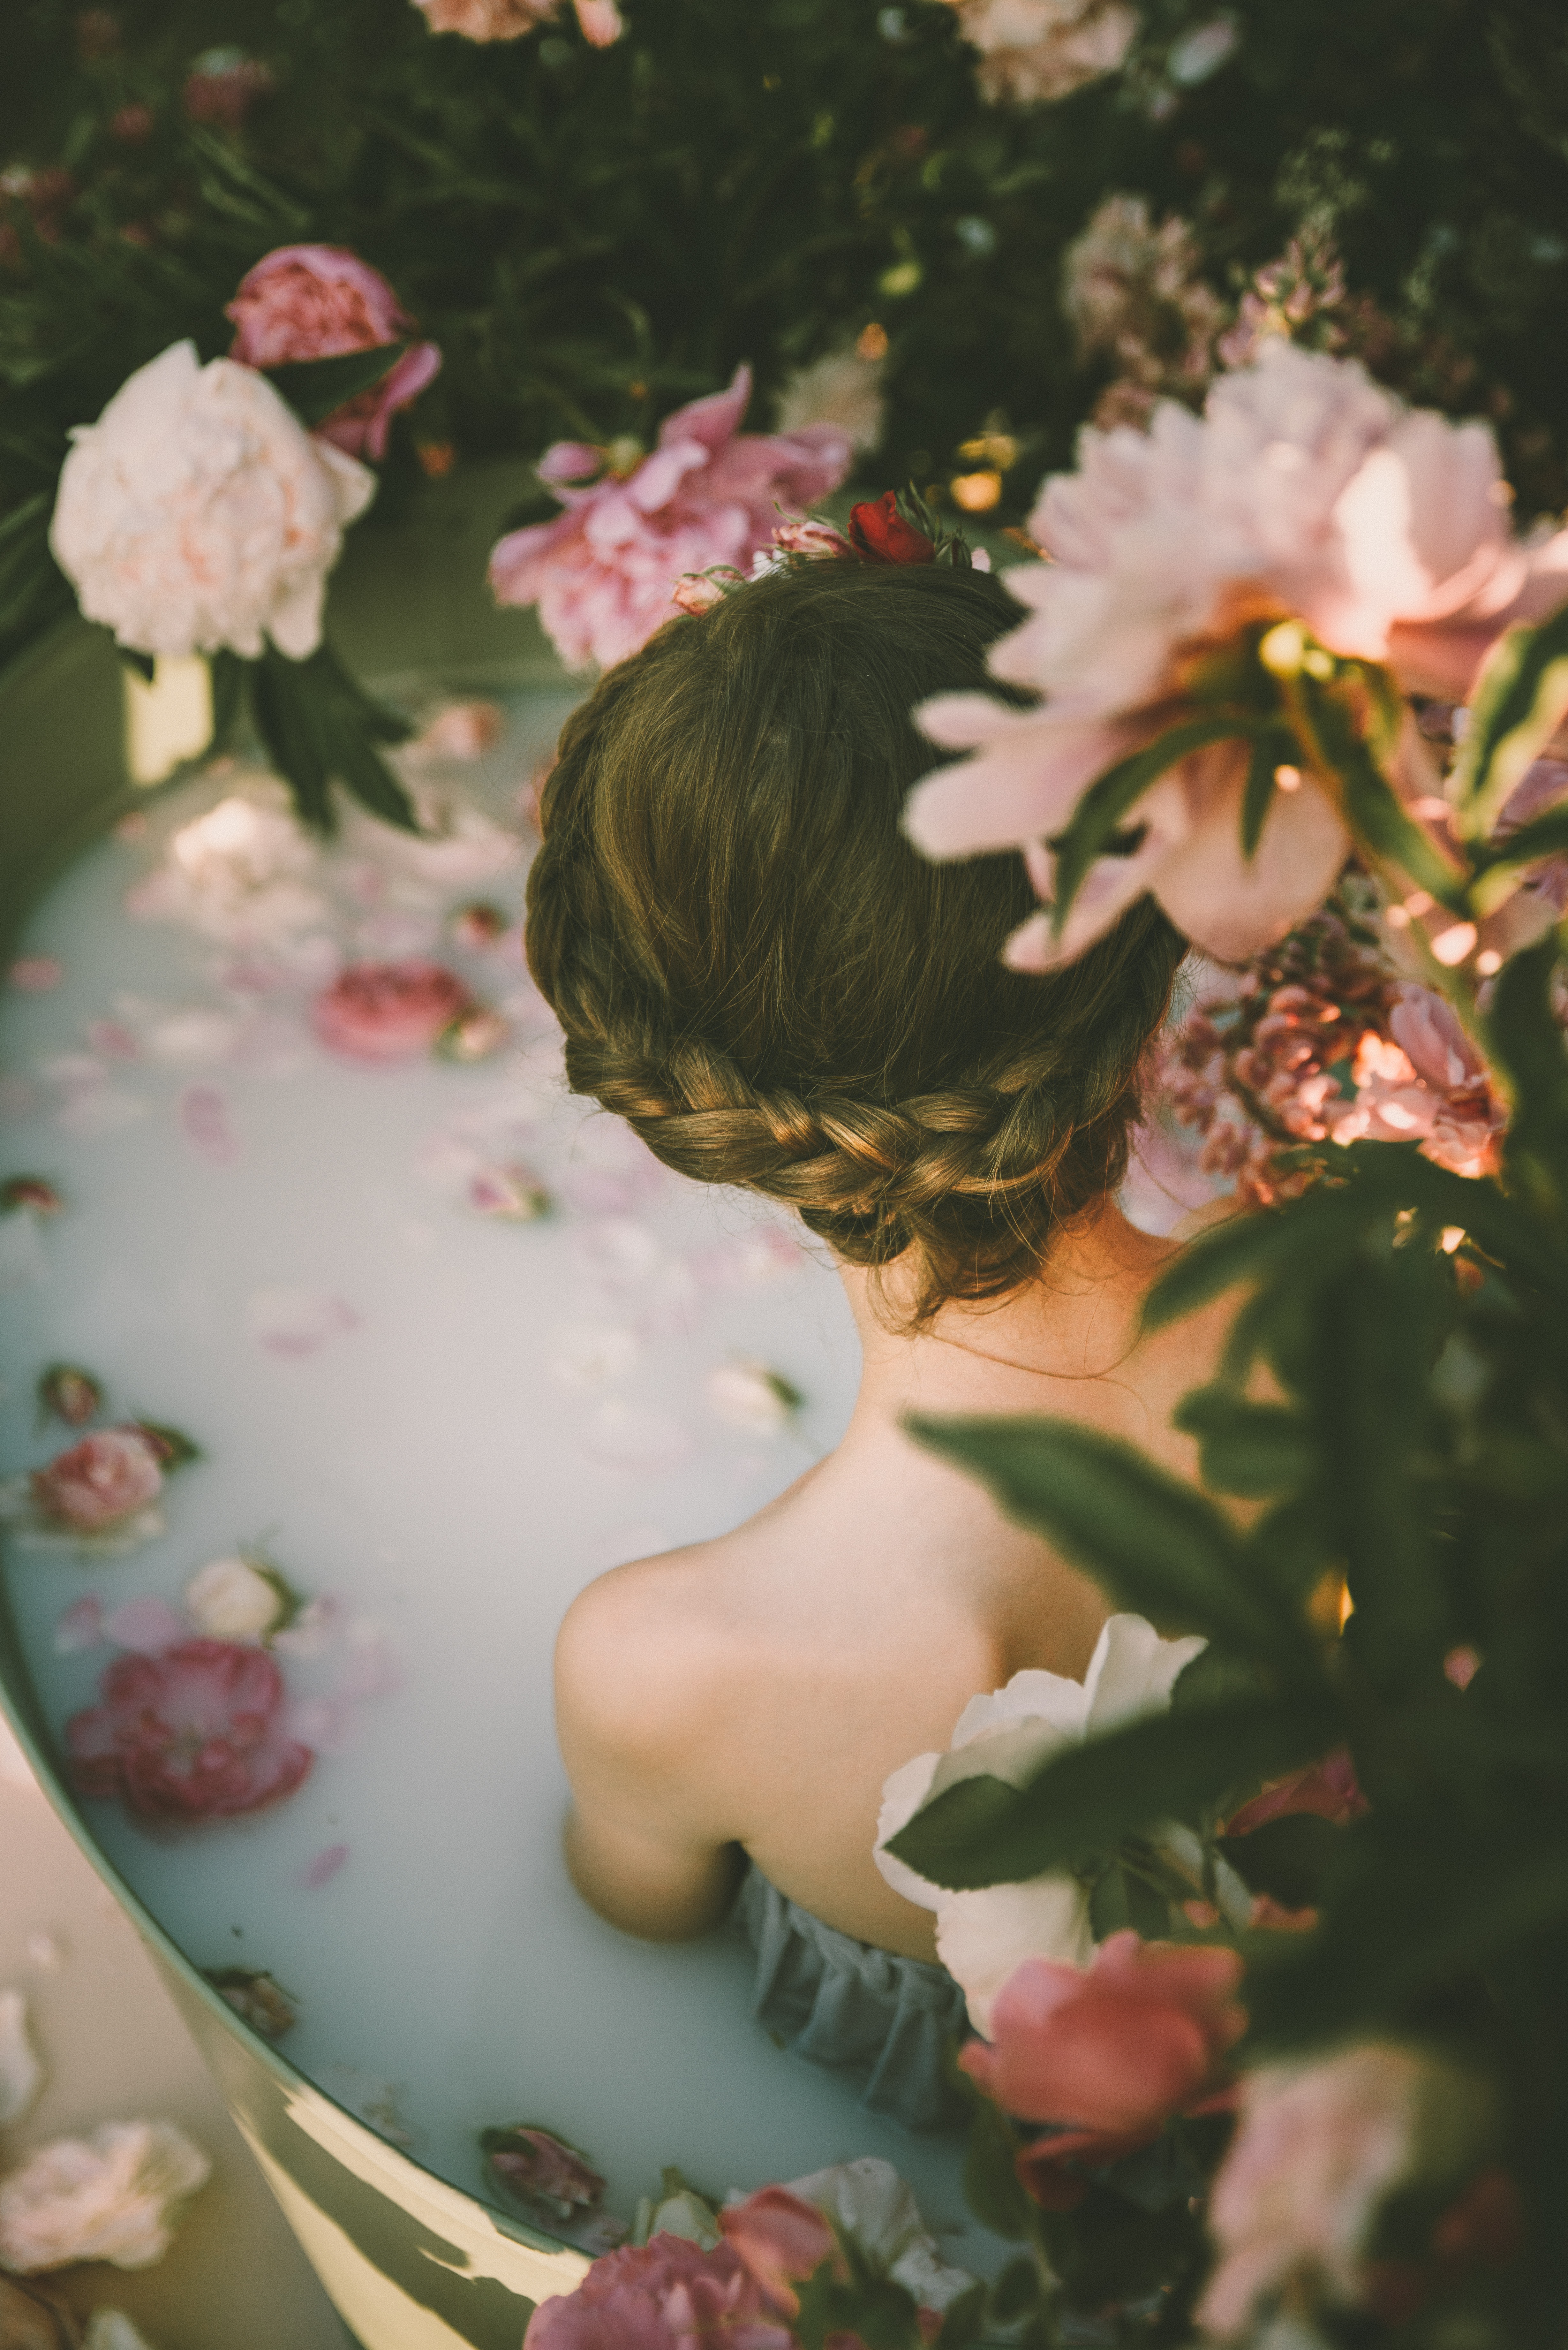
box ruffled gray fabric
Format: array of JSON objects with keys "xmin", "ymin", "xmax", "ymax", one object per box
[{"xmin": 731, "ymin": 1863, "xmax": 971, "ymax": 2135}]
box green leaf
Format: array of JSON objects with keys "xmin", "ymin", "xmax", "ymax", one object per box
[
  {"xmin": 1468, "ymin": 804, "xmax": 1568, "ymax": 909},
  {"xmin": 1451, "ymin": 603, "xmax": 1568, "ymax": 840},
  {"xmin": 1239, "ymin": 731, "xmax": 1283, "ymax": 858},
  {"xmin": 885, "ymin": 1696, "xmax": 1338, "ymax": 1888},
  {"xmin": 249, "ymin": 642, "xmax": 417, "ymax": 834},
  {"xmin": 963, "ymin": 2097, "xmax": 1033, "ymax": 2242},
  {"xmin": 261, "ymin": 343, "xmax": 408, "ymax": 430},
  {"xmin": 1217, "ymin": 1813, "xmax": 1340, "ymax": 1906},
  {"xmin": 1172, "ymin": 1388, "xmax": 1315, "ymax": 1498},
  {"xmin": 931, "ymin": 2281, "xmax": 988, "ymax": 2349},
  {"xmin": 1487, "ymin": 935, "xmax": 1568, "ymax": 1215},
  {"xmin": 986, "ymin": 2258, "xmax": 1041, "ymax": 2324},
  {"xmin": 1049, "ymin": 716, "xmax": 1258, "ymax": 933},
  {"xmin": 1307, "ymin": 687, "xmax": 1466, "ymax": 907},
  {"xmin": 905, "ymin": 1414, "xmax": 1313, "ymax": 1665}
]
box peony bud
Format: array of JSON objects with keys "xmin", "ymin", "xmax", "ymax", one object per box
[
  {"xmin": 183, "ymin": 1555, "xmax": 295, "ymax": 1643},
  {"xmin": 437, "ymin": 1007, "xmax": 509, "ymax": 1063},
  {"xmin": 1, "ymin": 1177, "xmax": 64, "ymax": 1217},
  {"xmin": 203, "ymin": 1967, "xmax": 298, "ymax": 2038},
  {"xmin": 37, "ymin": 1365, "xmax": 102, "ymax": 1428},
  {"xmin": 468, "ymin": 1163, "xmax": 552, "ymax": 1221}
]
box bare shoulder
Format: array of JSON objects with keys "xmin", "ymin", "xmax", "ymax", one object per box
[{"xmin": 554, "ymin": 1538, "xmax": 751, "ymax": 1785}]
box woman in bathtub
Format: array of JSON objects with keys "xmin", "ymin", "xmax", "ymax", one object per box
[{"xmin": 524, "ymin": 548, "xmax": 1233, "ymax": 2129}]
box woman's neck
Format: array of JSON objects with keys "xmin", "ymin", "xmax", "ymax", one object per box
[{"xmin": 837, "ymin": 1198, "xmax": 1177, "ymax": 1430}]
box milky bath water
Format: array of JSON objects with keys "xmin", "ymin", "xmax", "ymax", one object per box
[{"xmin": 0, "ymin": 693, "xmax": 1012, "ymax": 2269}]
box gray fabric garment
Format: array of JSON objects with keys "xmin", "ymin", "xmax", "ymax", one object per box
[{"xmin": 731, "ymin": 1862, "xmax": 971, "ymax": 2135}]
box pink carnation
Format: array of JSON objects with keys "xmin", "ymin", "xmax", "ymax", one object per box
[
  {"xmin": 490, "ymin": 366, "xmax": 851, "ymax": 671},
  {"xmin": 411, "ymin": 0, "xmax": 624, "ymax": 46},
  {"xmin": 31, "ymin": 1429, "xmax": 162, "ymax": 1533},
  {"xmin": 908, "ymin": 343, "xmax": 1568, "ymax": 968},
  {"xmin": 67, "ymin": 1639, "xmax": 314, "ymax": 1821},
  {"xmin": 227, "ymin": 246, "xmax": 442, "ymax": 461},
  {"xmin": 960, "ymin": 1930, "xmax": 1247, "ymax": 2135},
  {"xmin": 523, "ymin": 2232, "xmax": 793, "ymax": 2350},
  {"xmin": 313, "ymin": 960, "xmax": 472, "ymax": 1061}
]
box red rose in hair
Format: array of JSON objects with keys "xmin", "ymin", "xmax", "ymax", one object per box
[{"xmin": 848, "ymin": 490, "xmax": 936, "ymax": 565}]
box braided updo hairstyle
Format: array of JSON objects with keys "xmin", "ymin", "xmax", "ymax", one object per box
[{"xmin": 526, "ymin": 558, "xmax": 1184, "ymax": 1325}]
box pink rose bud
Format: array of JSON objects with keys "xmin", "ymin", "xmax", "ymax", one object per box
[
  {"xmin": 437, "ymin": 1006, "xmax": 509, "ymax": 1063},
  {"xmin": 313, "ymin": 960, "xmax": 473, "ymax": 1062},
  {"xmin": 31, "ymin": 1429, "xmax": 163, "ymax": 1533},
  {"xmin": 468, "ymin": 1163, "xmax": 551, "ymax": 1221},
  {"xmin": 770, "ymin": 518, "xmax": 854, "ymax": 560},
  {"xmin": 226, "ymin": 244, "xmax": 442, "ymax": 461},
  {"xmin": 36, "ymin": 1365, "xmax": 102, "ymax": 1428},
  {"xmin": 671, "ymin": 572, "xmax": 731, "ymax": 616},
  {"xmin": 1, "ymin": 1177, "xmax": 64, "ymax": 1216},
  {"xmin": 959, "ymin": 1931, "xmax": 1248, "ymax": 2136},
  {"xmin": 450, "ymin": 901, "xmax": 509, "ymax": 951}
]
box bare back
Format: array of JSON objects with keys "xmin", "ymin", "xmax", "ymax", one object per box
[{"xmin": 554, "ymin": 1205, "xmax": 1236, "ymax": 1959}]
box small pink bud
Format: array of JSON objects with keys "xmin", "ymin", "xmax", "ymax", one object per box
[
  {"xmin": 37, "ymin": 1365, "xmax": 102, "ymax": 1428},
  {"xmin": 438, "ymin": 1007, "xmax": 509, "ymax": 1063}
]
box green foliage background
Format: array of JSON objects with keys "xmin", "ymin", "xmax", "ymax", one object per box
[{"xmin": 2, "ymin": 0, "xmax": 1567, "ymax": 678}]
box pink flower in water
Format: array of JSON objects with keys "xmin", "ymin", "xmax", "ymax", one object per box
[
  {"xmin": 411, "ymin": 0, "xmax": 624, "ymax": 44},
  {"xmin": 486, "ymin": 2126, "xmax": 608, "ymax": 2217},
  {"xmin": 31, "ymin": 1429, "xmax": 162, "ymax": 1533},
  {"xmin": 908, "ymin": 343, "xmax": 1568, "ymax": 967},
  {"xmin": 524, "ymin": 2232, "xmax": 793, "ymax": 2349},
  {"xmin": 227, "ymin": 246, "xmax": 442, "ymax": 462},
  {"xmin": 960, "ymin": 1930, "xmax": 1247, "ymax": 2135},
  {"xmin": 490, "ymin": 366, "xmax": 851, "ymax": 671},
  {"xmin": 67, "ymin": 1639, "xmax": 313, "ymax": 1821},
  {"xmin": 312, "ymin": 959, "xmax": 472, "ymax": 1061}
]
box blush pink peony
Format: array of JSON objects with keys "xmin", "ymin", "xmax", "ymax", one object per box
[
  {"xmin": 227, "ymin": 245, "xmax": 442, "ymax": 462},
  {"xmin": 945, "ymin": 0, "xmax": 1138, "ymax": 105},
  {"xmin": 31, "ymin": 1429, "xmax": 162, "ymax": 1533},
  {"xmin": 312, "ymin": 959, "xmax": 473, "ymax": 1060},
  {"xmin": 49, "ymin": 340, "xmax": 375, "ymax": 661},
  {"xmin": 411, "ymin": 0, "xmax": 624, "ymax": 46},
  {"xmin": 959, "ymin": 1929, "xmax": 1247, "ymax": 2134},
  {"xmin": 0, "ymin": 2119, "xmax": 211, "ymax": 2273},
  {"xmin": 523, "ymin": 2231, "xmax": 794, "ymax": 2349},
  {"xmin": 489, "ymin": 366, "xmax": 851, "ymax": 671},
  {"xmin": 908, "ymin": 342, "xmax": 1568, "ymax": 968},
  {"xmin": 1329, "ymin": 984, "xmax": 1504, "ymax": 1177},
  {"xmin": 67, "ymin": 1639, "xmax": 314, "ymax": 1822}
]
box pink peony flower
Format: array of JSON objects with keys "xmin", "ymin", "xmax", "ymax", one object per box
[
  {"xmin": 944, "ymin": 0, "xmax": 1138, "ymax": 105},
  {"xmin": 959, "ymin": 1930, "xmax": 1247, "ymax": 2134},
  {"xmin": 1199, "ymin": 2046, "xmax": 1452, "ymax": 2337},
  {"xmin": 908, "ymin": 343, "xmax": 1568, "ymax": 967},
  {"xmin": 1328, "ymin": 984, "xmax": 1504, "ymax": 1177},
  {"xmin": 411, "ymin": 0, "xmax": 624, "ymax": 46},
  {"xmin": 31, "ymin": 1428, "xmax": 162, "ymax": 1532},
  {"xmin": 312, "ymin": 959, "xmax": 473, "ymax": 1060},
  {"xmin": 720, "ymin": 2187, "xmax": 838, "ymax": 2313},
  {"xmin": 1227, "ymin": 1747, "xmax": 1368, "ymax": 1838},
  {"xmin": 489, "ymin": 366, "xmax": 851, "ymax": 671},
  {"xmin": 67, "ymin": 1639, "xmax": 314, "ymax": 1822},
  {"xmin": 523, "ymin": 2232, "xmax": 794, "ymax": 2349},
  {"xmin": 227, "ymin": 246, "xmax": 442, "ymax": 462}
]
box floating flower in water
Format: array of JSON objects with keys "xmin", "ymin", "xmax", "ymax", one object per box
[
  {"xmin": 129, "ymin": 787, "xmax": 329, "ymax": 949},
  {"xmin": 27, "ymin": 1428, "xmax": 164, "ymax": 1537},
  {"xmin": 102, "ymin": 1597, "xmax": 187, "ymax": 1656},
  {"xmin": 202, "ymin": 1967, "xmax": 298, "ymax": 2038},
  {"xmin": 0, "ymin": 1990, "xmax": 45, "ymax": 2127},
  {"xmin": 0, "ymin": 2118, "xmax": 211, "ymax": 2272},
  {"xmin": 68, "ymin": 1641, "xmax": 314, "ymax": 1822},
  {"xmin": 469, "ymin": 1162, "xmax": 552, "ymax": 1221},
  {"xmin": 36, "ymin": 1364, "xmax": 102, "ymax": 1428},
  {"xmin": 313, "ymin": 959, "xmax": 473, "ymax": 1061},
  {"xmin": 877, "ymin": 1614, "xmax": 1204, "ymax": 2030},
  {"xmin": 226, "ymin": 245, "xmax": 442, "ymax": 464},
  {"xmin": 489, "ymin": 365, "xmax": 851, "ymax": 672},
  {"xmin": 450, "ymin": 899, "xmax": 509, "ymax": 951},
  {"xmin": 1, "ymin": 1177, "xmax": 64, "ymax": 1217},
  {"xmin": 183, "ymin": 1554, "xmax": 299, "ymax": 1644},
  {"xmin": 49, "ymin": 342, "xmax": 375, "ymax": 663},
  {"xmin": 705, "ymin": 1360, "xmax": 803, "ymax": 1434},
  {"xmin": 523, "ymin": 2229, "xmax": 791, "ymax": 2349},
  {"xmin": 483, "ymin": 2124, "xmax": 610, "ymax": 2220},
  {"xmin": 437, "ymin": 1006, "xmax": 510, "ymax": 1063},
  {"xmin": 943, "ymin": 0, "xmax": 1138, "ymax": 105},
  {"xmin": 414, "ymin": 704, "xmax": 505, "ymax": 763}
]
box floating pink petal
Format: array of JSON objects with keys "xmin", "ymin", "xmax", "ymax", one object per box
[
  {"xmin": 302, "ymin": 1842, "xmax": 350, "ymax": 1888},
  {"xmin": 103, "ymin": 1597, "xmax": 187, "ymax": 1655},
  {"xmin": 247, "ymin": 1287, "xmax": 362, "ymax": 1358},
  {"xmin": 179, "ymin": 1083, "xmax": 240, "ymax": 1166}
]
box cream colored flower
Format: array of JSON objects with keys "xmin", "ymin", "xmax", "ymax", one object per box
[
  {"xmin": 773, "ymin": 343, "xmax": 886, "ymax": 456},
  {"xmin": 946, "ymin": 0, "xmax": 1138, "ymax": 104},
  {"xmin": 875, "ymin": 1613, "xmax": 1204, "ymax": 2030},
  {"xmin": 183, "ymin": 1556, "xmax": 288, "ymax": 1643},
  {"xmin": 0, "ymin": 2120, "xmax": 211, "ymax": 2273},
  {"xmin": 50, "ymin": 341, "xmax": 374, "ymax": 661}
]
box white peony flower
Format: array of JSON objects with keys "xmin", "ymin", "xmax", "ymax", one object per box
[
  {"xmin": 783, "ymin": 2158, "xmax": 974, "ymax": 2314},
  {"xmin": 773, "ymin": 344, "xmax": 886, "ymax": 456},
  {"xmin": 875, "ymin": 1613, "xmax": 1204, "ymax": 2031},
  {"xmin": 0, "ymin": 2119, "xmax": 211, "ymax": 2273},
  {"xmin": 182, "ymin": 1555, "xmax": 288, "ymax": 1642},
  {"xmin": 50, "ymin": 341, "xmax": 375, "ymax": 661},
  {"xmin": 84, "ymin": 2314, "xmax": 161, "ymax": 2350}
]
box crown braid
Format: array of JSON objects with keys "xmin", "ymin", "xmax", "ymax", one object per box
[{"xmin": 526, "ymin": 561, "xmax": 1184, "ymax": 1321}]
